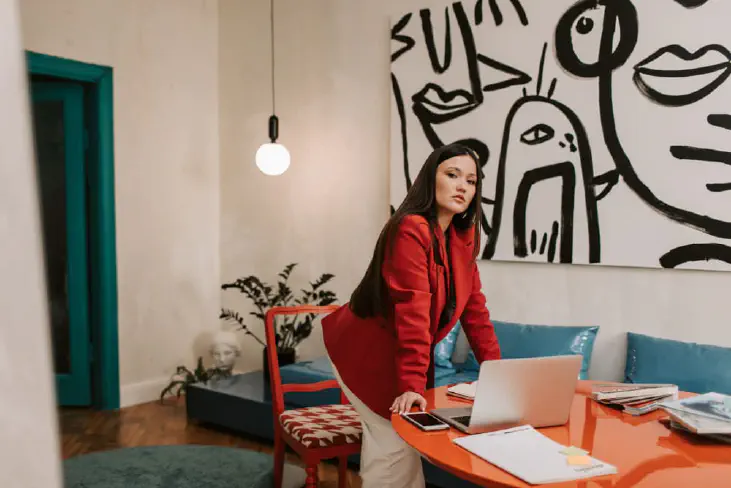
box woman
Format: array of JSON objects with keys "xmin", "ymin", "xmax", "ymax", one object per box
[{"xmin": 322, "ymin": 142, "xmax": 501, "ymax": 487}]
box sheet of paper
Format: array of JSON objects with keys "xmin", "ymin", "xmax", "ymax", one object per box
[{"xmin": 453, "ymin": 425, "xmax": 617, "ymax": 485}]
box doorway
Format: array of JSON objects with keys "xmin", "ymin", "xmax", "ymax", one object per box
[{"xmin": 26, "ymin": 52, "xmax": 119, "ymax": 410}]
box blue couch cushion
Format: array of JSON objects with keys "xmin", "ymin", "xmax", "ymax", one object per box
[
  {"xmin": 462, "ymin": 320, "xmax": 599, "ymax": 379},
  {"xmin": 624, "ymin": 332, "xmax": 731, "ymax": 395},
  {"xmin": 434, "ymin": 321, "xmax": 462, "ymax": 369},
  {"xmin": 435, "ymin": 370, "xmax": 479, "ymax": 387},
  {"xmin": 434, "ymin": 365, "xmax": 458, "ymax": 384}
]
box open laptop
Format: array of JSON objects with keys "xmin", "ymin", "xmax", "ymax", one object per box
[{"xmin": 430, "ymin": 355, "xmax": 582, "ymax": 434}]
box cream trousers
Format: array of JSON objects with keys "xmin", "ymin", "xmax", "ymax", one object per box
[{"xmin": 330, "ymin": 361, "xmax": 426, "ymax": 488}]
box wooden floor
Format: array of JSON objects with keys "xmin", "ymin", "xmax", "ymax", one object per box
[{"xmin": 59, "ymin": 397, "xmax": 362, "ymax": 488}]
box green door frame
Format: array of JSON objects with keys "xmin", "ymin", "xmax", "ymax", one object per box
[
  {"xmin": 26, "ymin": 51, "xmax": 120, "ymax": 410},
  {"xmin": 32, "ymin": 81, "xmax": 93, "ymax": 405}
]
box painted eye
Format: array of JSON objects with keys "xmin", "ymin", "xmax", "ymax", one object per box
[
  {"xmin": 571, "ymin": 7, "xmax": 606, "ymax": 66},
  {"xmin": 576, "ymin": 16, "xmax": 594, "ymax": 35},
  {"xmin": 555, "ymin": 0, "xmax": 638, "ymax": 78},
  {"xmin": 520, "ymin": 123, "xmax": 555, "ymax": 145}
]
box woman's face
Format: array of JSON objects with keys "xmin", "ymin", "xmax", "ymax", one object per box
[{"xmin": 435, "ymin": 155, "xmax": 478, "ymax": 218}]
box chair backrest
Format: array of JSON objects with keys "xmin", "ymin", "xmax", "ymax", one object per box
[{"xmin": 264, "ymin": 305, "xmax": 341, "ymax": 418}]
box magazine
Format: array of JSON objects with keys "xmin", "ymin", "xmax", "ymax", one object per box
[
  {"xmin": 664, "ymin": 408, "xmax": 731, "ymax": 435},
  {"xmin": 666, "ymin": 418, "xmax": 731, "ymax": 444},
  {"xmin": 590, "ymin": 383, "xmax": 678, "ymax": 402},
  {"xmin": 661, "ymin": 392, "xmax": 731, "ymax": 423},
  {"xmin": 590, "ymin": 383, "xmax": 678, "ymax": 415}
]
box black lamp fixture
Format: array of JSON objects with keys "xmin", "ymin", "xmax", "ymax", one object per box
[{"xmin": 255, "ymin": 0, "xmax": 290, "ymax": 176}]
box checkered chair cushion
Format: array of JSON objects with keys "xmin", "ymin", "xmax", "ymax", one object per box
[{"xmin": 279, "ymin": 404, "xmax": 363, "ymax": 448}]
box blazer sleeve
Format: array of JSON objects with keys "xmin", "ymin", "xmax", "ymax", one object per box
[
  {"xmin": 382, "ymin": 216, "xmax": 433, "ymax": 396},
  {"xmin": 460, "ymin": 261, "xmax": 501, "ymax": 363}
]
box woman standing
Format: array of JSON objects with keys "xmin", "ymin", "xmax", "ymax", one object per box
[{"xmin": 322, "ymin": 143, "xmax": 501, "ymax": 487}]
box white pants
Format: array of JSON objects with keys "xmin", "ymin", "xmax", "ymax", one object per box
[{"xmin": 330, "ymin": 362, "xmax": 426, "ymax": 488}]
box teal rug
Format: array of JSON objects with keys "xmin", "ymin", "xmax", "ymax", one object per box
[{"xmin": 64, "ymin": 445, "xmax": 282, "ymax": 488}]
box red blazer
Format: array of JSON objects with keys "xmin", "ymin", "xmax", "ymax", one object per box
[{"xmin": 322, "ymin": 214, "xmax": 501, "ymax": 419}]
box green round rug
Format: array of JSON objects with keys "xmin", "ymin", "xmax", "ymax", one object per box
[{"xmin": 63, "ymin": 445, "xmax": 278, "ymax": 488}]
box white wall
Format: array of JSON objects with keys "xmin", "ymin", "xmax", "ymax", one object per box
[
  {"xmin": 219, "ymin": 0, "xmax": 394, "ymax": 372},
  {"xmin": 0, "ymin": 0, "xmax": 62, "ymax": 485},
  {"xmin": 221, "ymin": 0, "xmax": 731, "ymax": 382},
  {"xmin": 19, "ymin": 0, "xmax": 221, "ymax": 406}
]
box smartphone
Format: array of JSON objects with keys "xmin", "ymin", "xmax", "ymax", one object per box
[{"xmin": 401, "ymin": 411, "xmax": 449, "ymax": 431}]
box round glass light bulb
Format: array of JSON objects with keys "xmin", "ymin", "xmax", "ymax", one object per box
[{"xmin": 255, "ymin": 142, "xmax": 290, "ymax": 176}]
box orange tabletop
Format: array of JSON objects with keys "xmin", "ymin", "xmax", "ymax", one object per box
[{"xmin": 392, "ymin": 381, "xmax": 731, "ymax": 487}]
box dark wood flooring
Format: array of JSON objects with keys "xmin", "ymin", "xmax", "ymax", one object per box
[{"xmin": 58, "ymin": 397, "xmax": 362, "ymax": 487}]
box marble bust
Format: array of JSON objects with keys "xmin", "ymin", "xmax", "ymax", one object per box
[{"xmin": 209, "ymin": 330, "xmax": 241, "ymax": 372}]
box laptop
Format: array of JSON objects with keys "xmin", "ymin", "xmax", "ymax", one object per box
[{"xmin": 430, "ymin": 355, "xmax": 582, "ymax": 435}]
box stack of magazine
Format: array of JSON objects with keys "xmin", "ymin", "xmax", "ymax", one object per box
[
  {"xmin": 590, "ymin": 383, "xmax": 679, "ymax": 416},
  {"xmin": 660, "ymin": 392, "xmax": 731, "ymax": 444}
]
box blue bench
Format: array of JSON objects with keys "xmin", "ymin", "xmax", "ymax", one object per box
[{"xmin": 624, "ymin": 332, "xmax": 731, "ymax": 395}]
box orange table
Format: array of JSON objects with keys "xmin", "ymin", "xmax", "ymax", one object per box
[{"xmin": 392, "ymin": 381, "xmax": 731, "ymax": 487}]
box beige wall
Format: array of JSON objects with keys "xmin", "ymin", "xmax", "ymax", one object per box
[
  {"xmin": 219, "ymin": 0, "xmax": 395, "ymax": 372},
  {"xmin": 220, "ymin": 0, "xmax": 731, "ymax": 381},
  {"xmin": 0, "ymin": 0, "xmax": 62, "ymax": 485},
  {"xmin": 20, "ymin": 0, "xmax": 221, "ymax": 406}
]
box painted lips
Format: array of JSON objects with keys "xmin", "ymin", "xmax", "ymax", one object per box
[
  {"xmin": 633, "ymin": 44, "xmax": 731, "ymax": 107},
  {"xmin": 412, "ymin": 83, "xmax": 477, "ymax": 123}
]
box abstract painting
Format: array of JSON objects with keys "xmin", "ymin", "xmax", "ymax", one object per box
[{"xmin": 390, "ymin": 0, "xmax": 731, "ymax": 270}]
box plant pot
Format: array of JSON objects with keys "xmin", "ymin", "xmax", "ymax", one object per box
[{"xmin": 263, "ymin": 346, "xmax": 297, "ymax": 380}]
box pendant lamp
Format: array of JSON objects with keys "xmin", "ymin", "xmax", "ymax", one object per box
[{"xmin": 255, "ymin": 0, "xmax": 290, "ymax": 176}]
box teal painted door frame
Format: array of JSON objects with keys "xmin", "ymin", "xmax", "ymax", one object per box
[
  {"xmin": 32, "ymin": 81, "xmax": 92, "ymax": 405},
  {"xmin": 26, "ymin": 51, "xmax": 120, "ymax": 410}
]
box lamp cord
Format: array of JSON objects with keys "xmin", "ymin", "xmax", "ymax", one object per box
[{"xmin": 270, "ymin": 0, "xmax": 276, "ymax": 116}]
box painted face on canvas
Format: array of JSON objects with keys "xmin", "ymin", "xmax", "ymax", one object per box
[
  {"xmin": 390, "ymin": 1, "xmax": 531, "ymax": 208},
  {"xmin": 485, "ymin": 95, "xmax": 598, "ymax": 263},
  {"xmin": 435, "ymin": 155, "xmax": 477, "ymax": 217},
  {"xmin": 556, "ymin": 0, "xmax": 731, "ymax": 236}
]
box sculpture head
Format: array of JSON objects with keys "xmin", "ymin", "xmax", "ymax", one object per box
[{"xmin": 209, "ymin": 330, "xmax": 241, "ymax": 372}]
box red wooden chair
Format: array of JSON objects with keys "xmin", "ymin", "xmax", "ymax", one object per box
[{"xmin": 264, "ymin": 305, "xmax": 363, "ymax": 488}]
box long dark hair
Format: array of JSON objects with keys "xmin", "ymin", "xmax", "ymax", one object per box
[{"xmin": 349, "ymin": 142, "xmax": 483, "ymax": 319}]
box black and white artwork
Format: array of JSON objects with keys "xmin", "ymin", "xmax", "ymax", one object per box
[{"xmin": 390, "ymin": 0, "xmax": 731, "ymax": 270}]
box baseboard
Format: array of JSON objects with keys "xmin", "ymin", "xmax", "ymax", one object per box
[{"xmin": 120, "ymin": 375, "xmax": 171, "ymax": 408}]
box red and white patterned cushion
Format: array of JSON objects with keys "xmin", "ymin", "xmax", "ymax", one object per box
[{"xmin": 279, "ymin": 404, "xmax": 363, "ymax": 448}]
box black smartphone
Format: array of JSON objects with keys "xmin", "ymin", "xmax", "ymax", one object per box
[{"xmin": 401, "ymin": 411, "xmax": 449, "ymax": 431}]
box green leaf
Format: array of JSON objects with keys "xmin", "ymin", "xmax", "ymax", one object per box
[
  {"xmin": 278, "ymin": 263, "xmax": 297, "ymax": 281},
  {"xmin": 160, "ymin": 380, "xmax": 186, "ymax": 402}
]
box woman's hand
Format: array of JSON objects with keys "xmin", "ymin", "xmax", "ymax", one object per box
[{"xmin": 390, "ymin": 391, "xmax": 427, "ymax": 415}]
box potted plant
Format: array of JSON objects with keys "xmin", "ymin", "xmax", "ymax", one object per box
[
  {"xmin": 159, "ymin": 356, "xmax": 231, "ymax": 403},
  {"xmin": 220, "ymin": 263, "xmax": 337, "ymax": 378}
]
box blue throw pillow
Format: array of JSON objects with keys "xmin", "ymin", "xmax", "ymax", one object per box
[
  {"xmin": 462, "ymin": 320, "xmax": 599, "ymax": 379},
  {"xmin": 624, "ymin": 332, "xmax": 731, "ymax": 395},
  {"xmin": 434, "ymin": 321, "xmax": 462, "ymax": 369}
]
